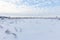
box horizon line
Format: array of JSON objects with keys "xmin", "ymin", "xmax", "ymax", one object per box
[{"xmin": 0, "ymin": 16, "xmax": 60, "ymax": 20}]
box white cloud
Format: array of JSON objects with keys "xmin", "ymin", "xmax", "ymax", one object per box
[
  {"xmin": 0, "ymin": 0, "xmax": 60, "ymax": 16},
  {"xmin": 0, "ymin": 1, "xmax": 16, "ymax": 13},
  {"xmin": 0, "ymin": 1, "xmax": 41, "ymax": 14},
  {"xmin": 0, "ymin": 1, "xmax": 28, "ymax": 13}
]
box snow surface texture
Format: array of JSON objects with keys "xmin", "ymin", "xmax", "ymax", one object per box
[{"xmin": 0, "ymin": 18, "xmax": 60, "ymax": 40}]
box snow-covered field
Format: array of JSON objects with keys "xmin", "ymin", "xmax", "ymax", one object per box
[{"xmin": 0, "ymin": 18, "xmax": 60, "ymax": 40}]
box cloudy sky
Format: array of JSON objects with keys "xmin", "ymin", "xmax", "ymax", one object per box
[{"xmin": 0, "ymin": 0, "xmax": 60, "ymax": 16}]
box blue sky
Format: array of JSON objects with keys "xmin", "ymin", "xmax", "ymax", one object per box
[{"xmin": 0, "ymin": 0, "xmax": 60, "ymax": 16}]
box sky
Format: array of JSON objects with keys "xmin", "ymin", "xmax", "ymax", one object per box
[{"xmin": 0, "ymin": 0, "xmax": 60, "ymax": 16}]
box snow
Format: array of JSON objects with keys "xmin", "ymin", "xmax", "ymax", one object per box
[{"xmin": 0, "ymin": 18, "xmax": 60, "ymax": 40}]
